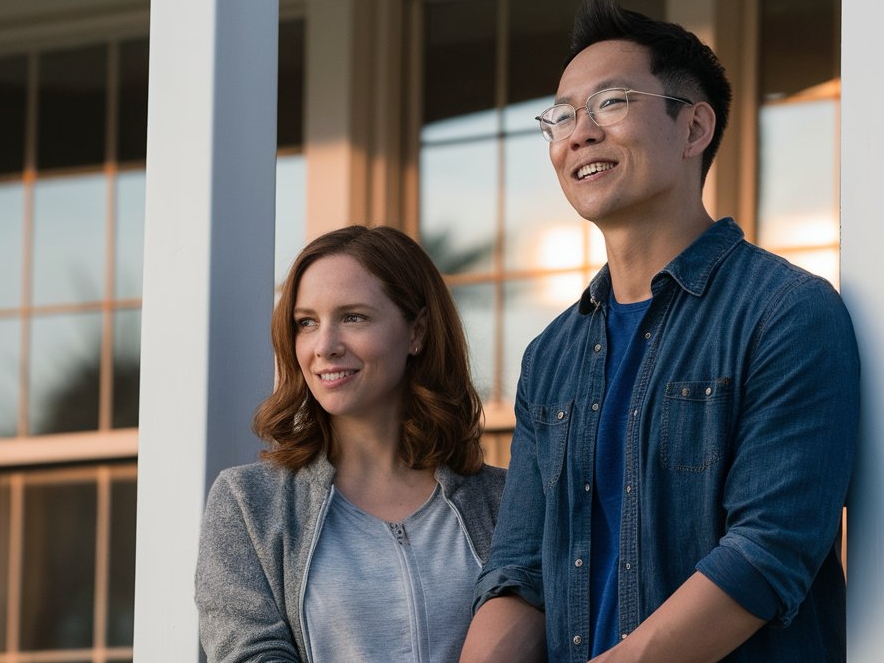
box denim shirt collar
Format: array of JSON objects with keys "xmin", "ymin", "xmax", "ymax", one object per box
[{"xmin": 579, "ymin": 217, "xmax": 744, "ymax": 314}]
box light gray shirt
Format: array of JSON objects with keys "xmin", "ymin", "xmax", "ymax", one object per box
[{"xmin": 304, "ymin": 486, "xmax": 479, "ymax": 663}]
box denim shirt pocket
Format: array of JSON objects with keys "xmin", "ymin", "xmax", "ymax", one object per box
[
  {"xmin": 530, "ymin": 401, "xmax": 573, "ymax": 492},
  {"xmin": 661, "ymin": 379, "xmax": 732, "ymax": 472}
]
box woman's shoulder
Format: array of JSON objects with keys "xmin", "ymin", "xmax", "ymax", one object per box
[
  {"xmin": 438, "ymin": 463, "xmax": 506, "ymax": 500},
  {"xmin": 212, "ymin": 455, "xmax": 335, "ymax": 502}
]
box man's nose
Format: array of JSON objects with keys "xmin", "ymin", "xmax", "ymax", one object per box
[{"xmin": 571, "ymin": 106, "xmax": 604, "ymax": 144}]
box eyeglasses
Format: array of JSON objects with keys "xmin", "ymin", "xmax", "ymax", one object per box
[{"xmin": 535, "ymin": 88, "xmax": 693, "ymax": 142}]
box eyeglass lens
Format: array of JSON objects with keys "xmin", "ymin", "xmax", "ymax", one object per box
[{"xmin": 539, "ymin": 89, "xmax": 633, "ymax": 142}]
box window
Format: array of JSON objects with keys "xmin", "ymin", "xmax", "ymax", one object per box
[
  {"xmin": 1, "ymin": 14, "xmax": 306, "ymax": 660},
  {"xmin": 0, "ymin": 464, "xmax": 137, "ymax": 663},
  {"xmin": 757, "ymin": 0, "xmax": 841, "ymax": 287}
]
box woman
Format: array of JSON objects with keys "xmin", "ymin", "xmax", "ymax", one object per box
[{"xmin": 196, "ymin": 225, "xmax": 505, "ymax": 663}]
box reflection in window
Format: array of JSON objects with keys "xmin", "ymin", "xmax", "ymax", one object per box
[
  {"xmin": 0, "ymin": 320, "xmax": 20, "ymax": 438},
  {"xmin": 0, "ymin": 181, "xmax": 24, "ymax": 309},
  {"xmin": 115, "ymin": 170, "xmax": 146, "ymax": 300},
  {"xmin": 420, "ymin": 138, "xmax": 497, "ymax": 275},
  {"xmin": 503, "ymin": 127, "xmax": 588, "ymax": 273},
  {"xmin": 274, "ymin": 154, "xmax": 307, "ymax": 285},
  {"xmin": 113, "ymin": 309, "xmax": 141, "ymax": 429},
  {"xmin": 757, "ymin": 97, "xmax": 839, "ymax": 285},
  {"xmin": 29, "ymin": 312, "xmax": 102, "ymax": 435},
  {"xmin": 450, "ymin": 283, "xmax": 495, "ymax": 400},
  {"xmin": 33, "ymin": 174, "xmax": 106, "ymax": 307},
  {"xmin": 21, "ymin": 481, "xmax": 98, "ymax": 650}
]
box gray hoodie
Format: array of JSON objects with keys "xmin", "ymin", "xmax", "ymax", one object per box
[{"xmin": 195, "ymin": 455, "xmax": 506, "ymax": 663}]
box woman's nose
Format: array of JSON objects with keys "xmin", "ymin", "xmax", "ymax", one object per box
[{"xmin": 316, "ymin": 325, "xmax": 344, "ymax": 357}]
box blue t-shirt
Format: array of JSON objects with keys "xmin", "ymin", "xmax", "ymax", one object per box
[{"xmin": 589, "ymin": 294, "xmax": 651, "ymax": 656}]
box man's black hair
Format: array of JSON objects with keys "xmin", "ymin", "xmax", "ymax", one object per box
[{"xmin": 567, "ymin": 0, "xmax": 732, "ymax": 182}]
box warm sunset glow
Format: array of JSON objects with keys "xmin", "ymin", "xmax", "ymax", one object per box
[{"xmin": 533, "ymin": 225, "xmax": 589, "ymax": 306}]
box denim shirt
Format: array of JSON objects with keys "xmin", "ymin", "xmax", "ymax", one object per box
[{"xmin": 474, "ymin": 218, "xmax": 859, "ymax": 663}]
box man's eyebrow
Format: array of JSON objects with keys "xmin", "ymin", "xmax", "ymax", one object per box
[{"xmin": 554, "ymin": 79, "xmax": 629, "ymax": 105}]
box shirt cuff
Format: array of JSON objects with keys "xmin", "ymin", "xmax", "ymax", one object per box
[
  {"xmin": 473, "ymin": 566, "xmax": 545, "ymax": 614},
  {"xmin": 696, "ymin": 546, "xmax": 780, "ymax": 622}
]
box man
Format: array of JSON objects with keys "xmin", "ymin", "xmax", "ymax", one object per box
[{"xmin": 459, "ymin": 1, "xmax": 859, "ymax": 662}]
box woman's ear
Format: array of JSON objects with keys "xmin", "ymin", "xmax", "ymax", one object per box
[
  {"xmin": 683, "ymin": 101, "xmax": 715, "ymax": 159},
  {"xmin": 410, "ymin": 307, "xmax": 428, "ymax": 355}
]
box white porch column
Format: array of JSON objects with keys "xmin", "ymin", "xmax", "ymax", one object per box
[
  {"xmin": 133, "ymin": 1, "xmax": 278, "ymax": 660},
  {"xmin": 842, "ymin": 3, "xmax": 884, "ymax": 662}
]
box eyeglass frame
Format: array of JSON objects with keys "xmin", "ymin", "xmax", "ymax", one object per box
[{"xmin": 535, "ymin": 88, "xmax": 694, "ymax": 142}]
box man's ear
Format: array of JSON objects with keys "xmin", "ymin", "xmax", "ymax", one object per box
[{"xmin": 683, "ymin": 101, "xmax": 715, "ymax": 159}]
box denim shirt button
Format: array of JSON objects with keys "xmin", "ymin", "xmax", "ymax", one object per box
[
  {"xmin": 625, "ymin": 562, "xmax": 632, "ymax": 570},
  {"xmin": 594, "ymin": 343, "xmax": 602, "ymax": 352},
  {"xmin": 584, "ymin": 483, "xmax": 591, "ymax": 492},
  {"xmin": 643, "ymin": 331, "xmax": 651, "ymax": 339},
  {"xmin": 705, "ymin": 386, "xmax": 712, "ymax": 395},
  {"xmin": 557, "ymin": 410, "xmax": 565, "ymax": 420},
  {"xmin": 572, "ymin": 635, "xmax": 582, "ymax": 645},
  {"xmin": 621, "ymin": 634, "xmax": 628, "ymax": 641},
  {"xmin": 625, "ymin": 485, "xmax": 632, "ymax": 493},
  {"xmin": 575, "ymin": 558, "xmax": 583, "ymax": 567},
  {"xmin": 591, "ymin": 402, "xmax": 600, "ymax": 411}
]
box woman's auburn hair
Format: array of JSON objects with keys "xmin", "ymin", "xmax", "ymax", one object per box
[{"xmin": 254, "ymin": 225, "xmax": 485, "ymax": 475}]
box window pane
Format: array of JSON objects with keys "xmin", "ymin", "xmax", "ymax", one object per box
[
  {"xmin": 275, "ymin": 154, "xmax": 307, "ymax": 285},
  {"xmin": 0, "ymin": 319, "xmax": 20, "ymax": 438},
  {"xmin": 451, "ymin": 283, "xmax": 495, "ymax": 400},
  {"xmin": 33, "ymin": 174, "xmax": 106, "ymax": 307},
  {"xmin": 504, "ymin": 130, "xmax": 585, "ymax": 271},
  {"xmin": 29, "ymin": 312, "xmax": 102, "ymax": 435},
  {"xmin": 503, "ymin": 274, "xmax": 583, "ymax": 401},
  {"xmin": 760, "ymin": 0, "xmax": 839, "ymax": 100},
  {"xmin": 38, "ymin": 45, "xmax": 107, "ymax": 170},
  {"xmin": 420, "ymin": 140, "xmax": 497, "ymax": 274},
  {"xmin": 278, "ymin": 19, "xmax": 305, "ymax": 148},
  {"xmin": 0, "ymin": 55, "xmax": 27, "ymax": 175},
  {"xmin": 113, "ymin": 309, "xmax": 141, "ymax": 429},
  {"xmin": 107, "ymin": 478, "xmax": 137, "ymax": 646},
  {"xmin": 757, "ymin": 100, "xmax": 838, "ymax": 250},
  {"xmin": 118, "ymin": 38, "xmax": 150, "ymax": 163},
  {"xmin": 424, "ymin": 0, "xmax": 496, "ymax": 129},
  {"xmin": 0, "ymin": 181, "xmax": 24, "ymax": 309},
  {"xmin": 20, "ymin": 481, "xmax": 97, "ymax": 650},
  {"xmin": 115, "ymin": 170, "xmax": 146, "ymax": 300}
]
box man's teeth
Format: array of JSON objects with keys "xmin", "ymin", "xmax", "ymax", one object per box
[
  {"xmin": 577, "ymin": 162, "xmax": 614, "ymax": 179},
  {"xmin": 320, "ymin": 371, "xmax": 355, "ymax": 381}
]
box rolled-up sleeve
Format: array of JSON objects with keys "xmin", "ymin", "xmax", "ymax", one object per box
[{"xmin": 697, "ymin": 276, "xmax": 859, "ymax": 627}]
